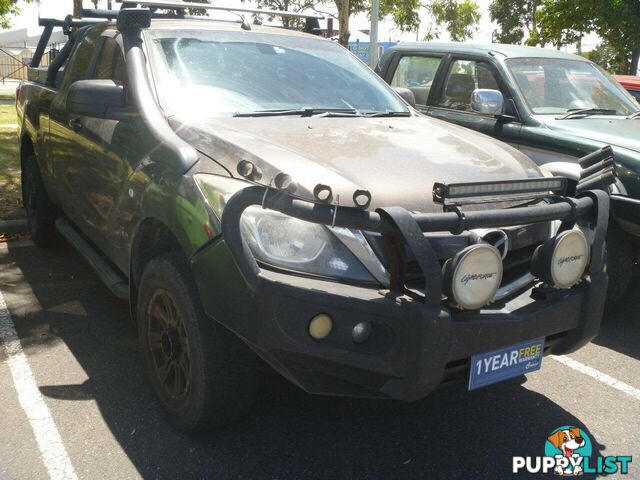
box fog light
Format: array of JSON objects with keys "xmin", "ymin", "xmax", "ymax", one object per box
[
  {"xmin": 532, "ymin": 229, "xmax": 589, "ymax": 289},
  {"xmin": 352, "ymin": 321, "xmax": 372, "ymax": 344},
  {"xmin": 309, "ymin": 313, "xmax": 333, "ymax": 340},
  {"xmin": 443, "ymin": 244, "xmax": 503, "ymax": 310}
]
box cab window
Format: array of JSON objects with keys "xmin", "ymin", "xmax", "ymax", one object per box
[
  {"xmin": 62, "ymin": 28, "xmax": 103, "ymax": 88},
  {"xmin": 93, "ymin": 37, "xmax": 126, "ymax": 87},
  {"xmin": 437, "ymin": 59, "xmax": 504, "ymax": 112},
  {"xmin": 390, "ymin": 55, "xmax": 442, "ymax": 106}
]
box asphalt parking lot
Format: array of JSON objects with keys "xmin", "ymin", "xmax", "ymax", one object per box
[{"xmin": 0, "ymin": 240, "xmax": 638, "ymax": 480}]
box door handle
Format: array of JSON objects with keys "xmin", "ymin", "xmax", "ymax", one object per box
[{"xmin": 68, "ymin": 117, "xmax": 82, "ymax": 132}]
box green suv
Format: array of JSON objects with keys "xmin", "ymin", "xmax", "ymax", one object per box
[
  {"xmin": 17, "ymin": 5, "xmax": 612, "ymax": 431},
  {"xmin": 377, "ymin": 43, "xmax": 640, "ymax": 302}
]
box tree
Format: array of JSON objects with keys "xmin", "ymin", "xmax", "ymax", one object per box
[
  {"xmin": 0, "ymin": 0, "xmax": 21, "ymax": 29},
  {"xmin": 74, "ymin": 0, "xmax": 83, "ymax": 18},
  {"xmin": 334, "ymin": 0, "xmax": 367, "ymax": 46},
  {"xmin": 537, "ymin": 0, "xmax": 640, "ymax": 74},
  {"xmin": 489, "ymin": 0, "xmax": 540, "ymax": 45},
  {"xmin": 250, "ymin": 0, "xmax": 324, "ymax": 30},
  {"xmin": 424, "ymin": 0, "xmax": 480, "ymax": 41},
  {"xmin": 533, "ymin": 0, "xmax": 584, "ymax": 49},
  {"xmin": 582, "ymin": 41, "xmax": 627, "ymax": 73}
]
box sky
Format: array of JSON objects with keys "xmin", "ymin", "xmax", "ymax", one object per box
[{"xmin": 2, "ymin": 0, "xmax": 597, "ymax": 51}]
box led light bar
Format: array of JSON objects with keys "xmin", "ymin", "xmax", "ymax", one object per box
[
  {"xmin": 116, "ymin": 0, "xmax": 325, "ymax": 19},
  {"xmin": 433, "ymin": 177, "xmax": 567, "ymax": 206}
]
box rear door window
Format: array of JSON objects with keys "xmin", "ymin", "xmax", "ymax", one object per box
[{"xmin": 390, "ymin": 55, "xmax": 442, "ymax": 106}]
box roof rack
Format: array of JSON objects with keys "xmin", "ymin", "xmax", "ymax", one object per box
[
  {"xmin": 31, "ymin": 0, "xmax": 324, "ymax": 68},
  {"xmin": 115, "ymin": 0, "xmax": 324, "ymax": 19}
]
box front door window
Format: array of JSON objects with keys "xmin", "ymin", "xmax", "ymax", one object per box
[{"xmin": 437, "ymin": 59, "xmax": 504, "ymax": 112}]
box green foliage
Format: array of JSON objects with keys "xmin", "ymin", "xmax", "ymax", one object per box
[
  {"xmin": 535, "ymin": 0, "xmax": 640, "ymax": 73},
  {"xmin": 380, "ymin": 0, "xmax": 480, "ymax": 39},
  {"xmin": 380, "ymin": 0, "xmax": 421, "ymax": 32},
  {"xmin": 0, "ymin": 0, "xmax": 20, "ymax": 29},
  {"xmin": 534, "ymin": 0, "xmax": 583, "ymax": 48},
  {"xmin": 0, "ymin": 104, "xmax": 22, "ymax": 220},
  {"xmin": 426, "ymin": 0, "xmax": 480, "ymax": 41},
  {"xmin": 248, "ymin": 0, "xmax": 322, "ymax": 29},
  {"xmin": 185, "ymin": 0, "xmax": 213, "ymax": 17},
  {"xmin": 489, "ymin": 0, "xmax": 536, "ymax": 44},
  {"xmin": 248, "ymin": 0, "xmax": 479, "ymax": 44},
  {"xmin": 491, "ymin": 0, "xmax": 640, "ymax": 74},
  {"xmin": 582, "ymin": 42, "xmax": 627, "ymax": 74}
]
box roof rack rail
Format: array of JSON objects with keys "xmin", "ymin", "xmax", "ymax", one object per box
[
  {"xmin": 115, "ymin": 0, "xmax": 324, "ymax": 19},
  {"xmin": 82, "ymin": 8, "xmax": 240, "ymax": 22}
]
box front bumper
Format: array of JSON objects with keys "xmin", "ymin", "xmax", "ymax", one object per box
[
  {"xmin": 192, "ymin": 183, "xmax": 611, "ymax": 401},
  {"xmin": 194, "ymin": 248, "xmax": 606, "ymax": 400}
]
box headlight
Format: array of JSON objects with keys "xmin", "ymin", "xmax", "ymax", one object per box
[
  {"xmin": 194, "ymin": 174, "xmax": 378, "ymax": 284},
  {"xmin": 443, "ymin": 244, "xmax": 503, "ymax": 310},
  {"xmin": 532, "ymin": 229, "xmax": 589, "ymax": 289},
  {"xmin": 240, "ymin": 206, "xmax": 375, "ymax": 283}
]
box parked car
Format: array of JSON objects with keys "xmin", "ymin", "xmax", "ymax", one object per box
[
  {"xmin": 615, "ymin": 75, "xmax": 640, "ymax": 102},
  {"xmin": 377, "ymin": 43, "xmax": 640, "ymax": 303},
  {"xmin": 18, "ymin": 6, "xmax": 613, "ymax": 431}
]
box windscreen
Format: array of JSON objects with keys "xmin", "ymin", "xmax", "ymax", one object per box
[
  {"xmin": 506, "ymin": 57, "xmax": 639, "ymax": 115},
  {"xmin": 145, "ymin": 29, "xmax": 407, "ymax": 118}
]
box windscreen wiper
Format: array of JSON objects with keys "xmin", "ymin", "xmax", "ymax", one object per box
[
  {"xmin": 627, "ymin": 110, "xmax": 640, "ymax": 119},
  {"xmin": 233, "ymin": 108, "xmax": 361, "ymax": 118},
  {"xmin": 363, "ymin": 111, "xmax": 412, "ymax": 117},
  {"xmin": 557, "ymin": 108, "xmax": 618, "ymax": 120}
]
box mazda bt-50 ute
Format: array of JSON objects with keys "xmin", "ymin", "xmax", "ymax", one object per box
[{"xmin": 17, "ymin": 2, "xmax": 613, "ymax": 431}]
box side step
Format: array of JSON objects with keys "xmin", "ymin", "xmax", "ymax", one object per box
[{"xmin": 55, "ymin": 217, "xmax": 129, "ymax": 300}]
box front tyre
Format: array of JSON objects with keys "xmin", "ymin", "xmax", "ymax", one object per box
[
  {"xmin": 21, "ymin": 154, "xmax": 60, "ymax": 246},
  {"xmin": 137, "ymin": 252, "xmax": 257, "ymax": 431}
]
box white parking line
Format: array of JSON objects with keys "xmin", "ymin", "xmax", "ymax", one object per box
[
  {"xmin": 0, "ymin": 290, "xmax": 78, "ymax": 480},
  {"xmin": 552, "ymin": 355, "xmax": 640, "ymax": 401}
]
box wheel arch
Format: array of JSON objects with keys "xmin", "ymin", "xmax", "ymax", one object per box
[
  {"xmin": 20, "ymin": 132, "xmax": 35, "ymax": 169},
  {"xmin": 129, "ymin": 217, "xmax": 189, "ymax": 290}
]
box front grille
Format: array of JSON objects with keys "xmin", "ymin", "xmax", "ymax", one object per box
[
  {"xmin": 364, "ymin": 222, "xmax": 552, "ymax": 300},
  {"xmin": 404, "ymin": 242, "xmax": 538, "ymax": 291},
  {"xmin": 501, "ymin": 243, "xmax": 537, "ymax": 286}
]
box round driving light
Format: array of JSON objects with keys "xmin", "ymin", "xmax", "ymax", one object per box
[
  {"xmin": 532, "ymin": 229, "xmax": 589, "ymax": 289},
  {"xmin": 308, "ymin": 313, "xmax": 333, "ymax": 340},
  {"xmin": 443, "ymin": 244, "xmax": 503, "ymax": 310}
]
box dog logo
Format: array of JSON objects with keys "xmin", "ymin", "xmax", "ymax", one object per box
[
  {"xmin": 545, "ymin": 427, "xmax": 590, "ymax": 475},
  {"xmin": 513, "ymin": 425, "xmax": 632, "ymax": 475}
]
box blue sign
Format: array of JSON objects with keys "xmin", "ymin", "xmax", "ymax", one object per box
[
  {"xmin": 468, "ymin": 337, "xmax": 545, "ymax": 390},
  {"xmin": 348, "ymin": 42, "xmax": 397, "ymax": 63}
]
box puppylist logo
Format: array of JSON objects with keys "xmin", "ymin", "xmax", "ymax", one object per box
[{"xmin": 513, "ymin": 426, "xmax": 633, "ymax": 476}]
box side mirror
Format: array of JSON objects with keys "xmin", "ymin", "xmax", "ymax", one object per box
[
  {"xmin": 392, "ymin": 87, "xmax": 416, "ymax": 108},
  {"xmin": 471, "ymin": 89, "xmax": 504, "ymax": 116},
  {"xmin": 67, "ymin": 79, "xmax": 125, "ymax": 118}
]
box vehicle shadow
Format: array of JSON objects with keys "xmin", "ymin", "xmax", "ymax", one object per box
[
  {"xmin": 2, "ymin": 242, "xmax": 612, "ymax": 480},
  {"xmin": 591, "ymin": 273, "xmax": 640, "ymax": 361}
]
